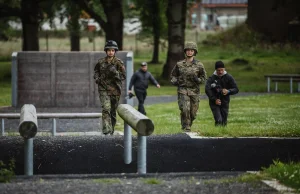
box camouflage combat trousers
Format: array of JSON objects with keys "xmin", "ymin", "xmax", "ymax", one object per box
[
  {"xmin": 99, "ymin": 91, "xmax": 120, "ymax": 135},
  {"xmin": 178, "ymin": 93, "xmax": 200, "ymax": 130}
]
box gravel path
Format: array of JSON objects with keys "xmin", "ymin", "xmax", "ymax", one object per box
[{"xmin": 0, "ymin": 172, "xmax": 279, "ymax": 194}]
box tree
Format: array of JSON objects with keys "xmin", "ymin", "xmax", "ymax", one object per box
[
  {"xmin": 21, "ymin": 0, "xmax": 41, "ymax": 51},
  {"xmin": 0, "ymin": 0, "xmax": 20, "ymax": 40},
  {"xmin": 162, "ymin": 0, "xmax": 187, "ymax": 79},
  {"xmin": 63, "ymin": 1, "xmax": 81, "ymax": 51},
  {"xmin": 0, "ymin": 0, "xmax": 56, "ymax": 51},
  {"xmin": 134, "ymin": 0, "xmax": 167, "ymax": 63},
  {"xmin": 247, "ymin": 0, "xmax": 300, "ymax": 42},
  {"xmin": 74, "ymin": 0, "xmax": 124, "ymax": 50}
]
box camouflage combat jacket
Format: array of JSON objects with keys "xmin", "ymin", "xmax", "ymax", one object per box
[
  {"xmin": 94, "ymin": 57, "xmax": 126, "ymax": 95},
  {"xmin": 170, "ymin": 59, "xmax": 207, "ymax": 95}
]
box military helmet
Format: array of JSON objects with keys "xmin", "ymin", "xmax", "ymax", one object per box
[
  {"xmin": 104, "ymin": 40, "xmax": 119, "ymax": 51},
  {"xmin": 141, "ymin": 62, "xmax": 147, "ymax": 66},
  {"xmin": 184, "ymin": 42, "xmax": 198, "ymax": 55}
]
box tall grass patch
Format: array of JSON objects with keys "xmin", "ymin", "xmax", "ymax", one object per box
[{"xmin": 261, "ymin": 160, "xmax": 300, "ymax": 191}]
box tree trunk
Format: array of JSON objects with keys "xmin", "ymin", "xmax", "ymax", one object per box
[
  {"xmin": 150, "ymin": 0, "xmax": 160, "ymax": 64},
  {"xmin": 21, "ymin": 0, "xmax": 40, "ymax": 51},
  {"xmin": 68, "ymin": 3, "xmax": 80, "ymax": 51},
  {"xmin": 247, "ymin": 0, "xmax": 300, "ymax": 42},
  {"xmin": 70, "ymin": 35, "xmax": 80, "ymax": 51},
  {"xmin": 102, "ymin": 0, "xmax": 124, "ymax": 50},
  {"xmin": 73, "ymin": 0, "xmax": 124, "ymax": 50},
  {"xmin": 162, "ymin": 0, "xmax": 187, "ymax": 79}
]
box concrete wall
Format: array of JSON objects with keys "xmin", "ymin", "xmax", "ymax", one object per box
[{"xmin": 11, "ymin": 51, "xmax": 133, "ymax": 108}]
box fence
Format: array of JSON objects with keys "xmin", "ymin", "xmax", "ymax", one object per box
[{"xmin": 0, "ymin": 113, "xmax": 103, "ymax": 136}]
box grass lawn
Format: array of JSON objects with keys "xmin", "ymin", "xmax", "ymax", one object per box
[
  {"xmin": 135, "ymin": 45, "xmax": 300, "ymax": 92},
  {"xmin": 115, "ymin": 94, "xmax": 300, "ymax": 137}
]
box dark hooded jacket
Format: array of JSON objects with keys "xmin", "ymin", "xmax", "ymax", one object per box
[
  {"xmin": 205, "ymin": 71, "xmax": 239, "ymax": 103},
  {"xmin": 129, "ymin": 69, "xmax": 158, "ymax": 92}
]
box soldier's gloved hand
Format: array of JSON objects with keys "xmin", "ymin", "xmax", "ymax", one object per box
[
  {"xmin": 171, "ymin": 77, "xmax": 178, "ymax": 86},
  {"xmin": 193, "ymin": 75, "xmax": 199, "ymax": 82}
]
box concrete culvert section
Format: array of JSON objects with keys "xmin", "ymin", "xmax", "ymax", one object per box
[
  {"xmin": 18, "ymin": 104, "xmax": 38, "ymax": 139},
  {"xmin": 0, "ymin": 134, "xmax": 299, "ymax": 175}
]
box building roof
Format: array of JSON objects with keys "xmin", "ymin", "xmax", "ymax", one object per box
[
  {"xmin": 202, "ymin": 0, "xmax": 247, "ymax": 8},
  {"xmin": 202, "ymin": 0, "xmax": 247, "ymax": 4}
]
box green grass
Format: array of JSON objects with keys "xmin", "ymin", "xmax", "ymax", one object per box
[
  {"xmin": 142, "ymin": 178, "xmax": 162, "ymax": 185},
  {"xmin": 133, "ymin": 44, "xmax": 300, "ymax": 92},
  {"xmin": 92, "ymin": 178, "xmax": 121, "ymax": 184},
  {"xmin": 0, "ymin": 83, "xmax": 11, "ymax": 107},
  {"xmin": 0, "ymin": 61, "xmax": 11, "ymax": 107},
  {"xmin": 115, "ymin": 94, "xmax": 300, "ymax": 137},
  {"xmin": 203, "ymin": 161, "xmax": 300, "ymax": 192},
  {"xmin": 261, "ymin": 160, "xmax": 300, "ymax": 191}
]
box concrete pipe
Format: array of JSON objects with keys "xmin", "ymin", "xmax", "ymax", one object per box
[
  {"xmin": 19, "ymin": 104, "xmax": 38, "ymax": 139},
  {"xmin": 117, "ymin": 104, "xmax": 154, "ymax": 136}
]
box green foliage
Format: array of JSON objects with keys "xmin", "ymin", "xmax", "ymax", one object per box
[
  {"xmin": 92, "ymin": 178, "xmax": 121, "ymax": 184},
  {"xmin": 204, "ymin": 174, "xmax": 261, "ymax": 185},
  {"xmin": 0, "ymin": 159, "xmax": 15, "ymax": 183},
  {"xmin": 133, "ymin": 0, "xmax": 168, "ymax": 42},
  {"xmin": 142, "ymin": 178, "xmax": 162, "ymax": 185},
  {"xmin": 203, "ymin": 23, "xmax": 265, "ymax": 48},
  {"xmin": 89, "ymin": 0, "xmax": 107, "ymax": 22},
  {"xmin": 203, "ymin": 23, "xmax": 300, "ymax": 51},
  {"xmin": 261, "ymin": 160, "xmax": 300, "ymax": 191},
  {"xmin": 0, "ymin": 61, "xmax": 11, "ymax": 81}
]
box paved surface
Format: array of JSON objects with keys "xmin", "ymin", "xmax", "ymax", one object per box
[{"xmin": 0, "ymin": 172, "xmax": 280, "ymax": 194}]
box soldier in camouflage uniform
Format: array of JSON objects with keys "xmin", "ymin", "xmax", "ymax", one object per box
[
  {"xmin": 94, "ymin": 40, "xmax": 126, "ymax": 135},
  {"xmin": 170, "ymin": 42, "xmax": 207, "ymax": 132}
]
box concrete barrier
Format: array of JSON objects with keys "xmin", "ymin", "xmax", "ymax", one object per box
[{"xmin": 11, "ymin": 51, "xmax": 133, "ymax": 107}]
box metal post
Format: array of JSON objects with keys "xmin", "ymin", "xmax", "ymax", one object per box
[
  {"xmin": 93, "ymin": 31, "xmax": 96, "ymax": 51},
  {"xmin": 267, "ymin": 77, "xmax": 270, "ymax": 92},
  {"xmin": 135, "ymin": 34, "xmax": 138, "ymax": 55},
  {"xmin": 11, "ymin": 52, "xmax": 18, "ymax": 107},
  {"xmin": 52, "ymin": 118, "xmax": 56, "ymax": 136},
  {"xmin": 298, "ymin": 82, "xmax": 300, "ymax": 93},
  {"xmin": 24, "ymin": 138, "xmax": 33, "ymax": 176},
  {"xmin": 46, "ymin": 31, "xmax": 49, "ymax": 51},
  {"xmin": 124, "ymin": 124, "xmax": 132, "ymax": 164},
  {"xmin": 124, "ymin": 51, "xmax": 134, "ymax": 164},
  {"xmin": 290, "ymin": 77, "xmax": 293, "ymax": 94},
  {"xmin": 1, "ymin": 118, "xmax": 4, "ymax": 136},
  {"xmin": 275, "ymin": 82, "xmax": 278, "ymax": 92},
  {"xmin": 137, "ymin": 134, "xmax": 147, "ymax": 174}
]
